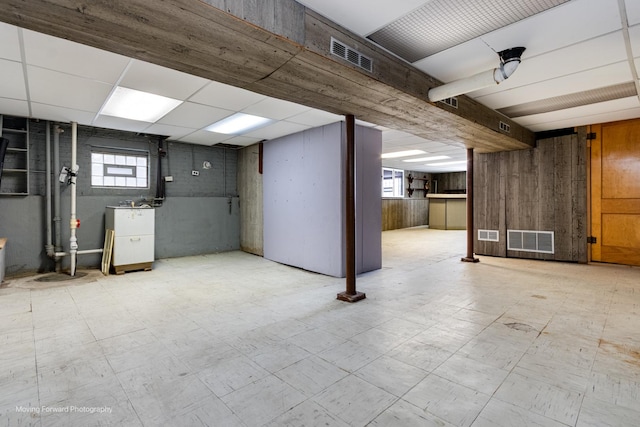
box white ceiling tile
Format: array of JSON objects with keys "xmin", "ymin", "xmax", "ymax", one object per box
[
  {"xmin": 245, "ymin": 121, "xmax": 310, "ymax": 140},
  {"xmin": 119, "ymin": 60, "xmax": 209, "ymax": 100},
  {"xmin": 142, "ymin": 123, "xmax": 195, "ymax": 140},
  {"xmin": 526, "ymin": 107, "xmax": 640, "ymax": 132},
  {"xmin": 474, "ymin": 61, "xmax": 633, "ymax": 110},
  {"xmin": 483, "ymin": 0, "xmax": 621, "ymax": 57},
  {"xmin": 22, "ymin": 28, "xmax": 129, "ymax": 83},
  {"xmin": 296, "ymin": 0, "xmax": 427, "ymax": 36},
  {"xmin": 413, "ymin": 39, "xmax": 496, "ymax": 82},
  {"xmin": 30, "ymin": 103, "xmax": 96, "ymax": 125},
  {"xmin": 178, "ymin": 130, "xmax": 232, "ymax": 146},
  {"xmin": 241, "ymin": 98, "xmax": 312, "ymax": 120},
  {"xmin": 286, "ymin": 109, "xmax": 342, "ymax": 126},
  {"xmin": 27, "ymin": 66, "xmax": 113, "ymax": 112},
  {"xmin": 514, "ymin": 96, "xmax": 640, "ymax": 127},
  {"xmin": 0, "ymin": 98, "xmax": 29, "ymax": 117},
  {"xmin": 158, "ymin": 102, "xmax": 233, "ymax": 128},
  {"xmin": 92, "ymin": 115, "xmax": 150, "ymax": 133},
  {"xmin": 0, "ymin": 59, "xmax": 27, "ymax": 100},
  {"xmin": 626, "ymin": 0, "xmax": 640, "ymax": 26},
  {"xmin": 221, "ymin": 136, "xmax": 263, "ymax": 147},
  {"xmin": 188, "ymin": 80, "xmax": 267, "ymax": 110},
  {"xmin": 0, "ymin": 23, "xmax": 21, "ymax": 61},
  {"xmin": 471, "ymin": 31, "xmax": 629, "ymax": 97}
]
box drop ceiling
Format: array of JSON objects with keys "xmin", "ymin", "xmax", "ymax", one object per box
[{"xmin": 1, "ymin": 0, "xmax": 640, "ymax": 174}]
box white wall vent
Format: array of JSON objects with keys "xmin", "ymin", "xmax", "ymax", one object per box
[
  {"xmin": 499, "ymin": 121, "xmax": 511, "ymax": 133},
  {"xmin": 478, "ymin": 229, "xmax": 499, "ymax": 242},
  {"xmin": 439, "ymin": 97, "xmax": 458, "ymax": 108},
  {"xmin": 507, "ymin": 230, "xmax": 554, "ymax": 254},
  {"xmin": 331, "ymin": 37, "xmax": 373, "ymax": 72}
]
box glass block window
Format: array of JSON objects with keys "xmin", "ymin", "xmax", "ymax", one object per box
[{"xmin": 91, "ymin": 151, "xmax": 148, "ymax": 188}]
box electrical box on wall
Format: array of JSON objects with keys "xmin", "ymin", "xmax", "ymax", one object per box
[{"xmin": 191, "ymin": 170, "xmax": 199, "ymax": 176}]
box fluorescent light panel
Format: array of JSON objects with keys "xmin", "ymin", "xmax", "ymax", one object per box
[
  {"xmin": 381, "ymin": 149, "xmax": 425, "ymax": 159},
  {"xmin": 403, "ymin": 155, "xmax": 450, "ymax": 162},
  {"xmin": 101, "ymin": 86, "xmax": 182, "ymax": 122},
  {"xmin": 205, "ymin": 113, "xmax": 272, "ymax": 135},
  {"xmin": 426, "ymin": 160, "xmax": 467, "ymax": 166}
]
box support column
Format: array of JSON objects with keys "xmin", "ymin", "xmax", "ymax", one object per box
[
  {"xmin": 462, "ymin": 147, "xmax": 479, "ymax": 263},
  {"xmin": 338, "ymin": 114, "xmax": 366, "ymax": 302}
]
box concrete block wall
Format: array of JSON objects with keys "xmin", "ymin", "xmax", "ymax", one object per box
[{"xmin": 0, "ymin": 119, "xmax": 239, "ymax": 276}]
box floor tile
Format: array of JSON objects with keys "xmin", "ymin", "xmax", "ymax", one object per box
[
  {"xmin": 221, "ymin": 375, "xmax": 306, "ymax": 426},
  {"xmin": 494, "ymin": 372, "xmax": 583, "ymax": 426},
  {"xmin": 387, "ymin": 338, "xmax": 452, "ymax": 372},
  {"xmin": 276, "ymin": 355, "xmax": 348, "ymax": 397},
  {"xmin": 472, "ymin": 398, "xmax": 569, "ymax": 427},
  {"xmin": 576, "ymin": 395, "xmax": 640, "ymax": 427},
  {"xmin": 313, "ymin": 375, "xmax": 397, "ymax": 426},
  {"xmin": 265, "ymin": 400, "xmax": 350, "ymax": 427},
  {"xmin": 318, "ymin": 340, "xmax": 382, "ymax": 373},
  {"xmin": 403, "ymin": 374, "xmax": 491, "ymax": 427},
  {"xmin": 370, "ymin": 399, "xmax": 455, "ymax": 427},
  {"xmin": 354, "ymin": 355, "xmax": 427, "ymax": 397},
  {"xmin": 432, "ymin": 353, "xmax": 510, "ymax": 395},
  {"xmin": 285, "ymin": 328, "xmax": 347, "ymax": 354},
  {"xmin": 198, "ymin": 353, "xmax": 270, "ymax": 397}
]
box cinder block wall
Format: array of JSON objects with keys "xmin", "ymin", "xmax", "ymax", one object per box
[{"xmin": 0, "ymin": 119, "xmax": 240, "ymax": 276}]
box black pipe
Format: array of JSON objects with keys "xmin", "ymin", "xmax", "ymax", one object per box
[
  {"xmin": 0, "ymin": 137, "xmax": 9, "ymax": 187},
  {"xmin": 156, "ymin": 137, "xmax": 167, "ymax": 201}
]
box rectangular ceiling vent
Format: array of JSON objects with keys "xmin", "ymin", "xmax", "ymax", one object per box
[
  {"xmin": 499, "ymin": 121, "xmax": 511, "ymax": 133},
  {"xmin": 439, "ymin": 97, "xmax": 458, "ymax": 108},
  {"xmin": 331, "ymin": 37, "xmax": 373, "ymax": 73},
  {"xmin": 478, "ymin": 229, "xmax": 499, "ymax": 242},
  {"xmin": 507, "ymin": 230, "xmax": 554, "ymax": 254}
]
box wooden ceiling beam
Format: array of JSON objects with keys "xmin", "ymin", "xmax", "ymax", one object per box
[{"xmin": 0, "ymin": 0, "xmax": 534, "ymax": 152}]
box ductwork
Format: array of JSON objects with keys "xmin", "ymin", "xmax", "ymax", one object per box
[{"xmin": 428, "ymin": 47, "xmax": 526, "ymax": 103}]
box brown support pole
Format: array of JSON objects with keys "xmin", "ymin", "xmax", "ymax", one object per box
[
  {"xmin": 338, "ymin": 114, "xmax": 366, "ymax": 302},
  {"xmin": 462, "ymin": 147, "xmax": 479, "ymax": 263}
]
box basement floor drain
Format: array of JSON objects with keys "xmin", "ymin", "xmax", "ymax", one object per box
[{"xmin": 34, "ymin": 272, "xmax": 88, "ymax": 282}]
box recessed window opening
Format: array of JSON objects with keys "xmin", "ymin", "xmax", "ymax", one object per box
[
  {"xmin": 91, "ymin": 150, "xmax": 149, "ymax": 188},
  {"xmin": 382, "ymin": 167, "xmax": 404, "ymax": 198}
]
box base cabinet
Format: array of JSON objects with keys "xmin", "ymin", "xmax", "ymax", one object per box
[{"xmin": 106, "ymin": 207, "xmax": 154, "ymax": 273}]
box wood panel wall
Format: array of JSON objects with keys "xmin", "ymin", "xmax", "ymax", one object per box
[
  {"xmin": 474, "ymin": 129, "xmax": 587, "ymax": 262},
  {"xmin": 433, "ymin": 172, "xmax": 466, "ymax": 193},
  {"xmin": 382, "ymin": 199, "xmax": 430, "ymax": 231}
]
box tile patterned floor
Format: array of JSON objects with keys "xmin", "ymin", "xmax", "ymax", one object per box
[{"xmin": 1, "ymin": 227, "xmax": 639, "ymax": 426}]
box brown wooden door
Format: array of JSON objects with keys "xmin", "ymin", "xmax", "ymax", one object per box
[{"xmin": 591, "ymin": 119, "xmax": 640, "ymax": 266}]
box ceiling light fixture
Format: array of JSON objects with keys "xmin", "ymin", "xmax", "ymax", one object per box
[
  {"xmin": 428, "ymin": 47, "xmax": 526, "ymax": 103},
  {"xmin": 100, "ymin": 86, "xmax": 182, "ymax": 122},
  {"xmin": 381, "ymin": 149, "xmax": 426, "ymax": 159},
  {"xmin": 205, "ymin": 113, "xmax": 272, "ymax": 135},
  {"xmin": 403, "ymin": 155, "xmax": 450, "ymax": 162},
  {"xmin": 426, "ymin": 160, "xmax": 467, "ymax": 166}
]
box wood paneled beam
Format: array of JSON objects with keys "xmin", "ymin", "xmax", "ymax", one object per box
[{"xmin": 0, "ymin": 0, "xmax": 535, "ymax": 152}]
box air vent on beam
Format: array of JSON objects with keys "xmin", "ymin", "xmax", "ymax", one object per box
[
  {"xmin": 331, "ymin": 37, "xmax": 373, "ymax": 73},
  {"xmin": 478, "ymin": 229, "xmax": 499, "ymax": 242},
  {"xmin": 439, "ymin": 97, "xmax": 458, "ymax": 108},
  {"xmin": 507, "ymin": 230, "xmax": 554, "ymax": 254},
  {"xmin": 499, "ymin": 121, "xmax": 511, "ymax": 133}
]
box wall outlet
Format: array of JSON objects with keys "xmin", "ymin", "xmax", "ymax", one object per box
[
  {"xmin": 191, "ymin": 170, "xmax": 199, "ymax": 176},
  {"xmin": 164, "ymin": 175, "xmax": 174, "ymax": 182}
]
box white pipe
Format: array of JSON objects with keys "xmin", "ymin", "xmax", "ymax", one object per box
[
  {"xmin": 55, "ymin": 248, "xmax": 103, "ymax": 258},
  {"xmin": 70, "ymin": 122, "xmax": 78, "ymax": 276},
  {"xmin": 428, "ymin": 50, "xmax": 523, "ymax": 103},
  {"xmin": 45, "ymin": 121, "xmax": 54, "ymax": 258}
]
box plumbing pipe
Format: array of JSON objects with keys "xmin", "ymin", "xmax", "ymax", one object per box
[
  {"xmin": 53, "ymin": 125, "xmax": 63, "ymax": 271},
  {"xmin": 428, "ymin": 47, "xmax": 525, "ymax": 103},
  {"xmin": 45, "ymin": 122, "xmax": 54, "ymax": 258},
  {"xmin": 54, "ymin": 248, "xmax": 103, "ymax": 257},
  {"xmin": 69, "ymin": 122, "xmax": 78, "ymax": 276}
]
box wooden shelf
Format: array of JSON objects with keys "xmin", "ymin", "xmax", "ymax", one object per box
[{"xmin": 1, "ymin": 114, "xmax": 30, "ymax": 196}]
